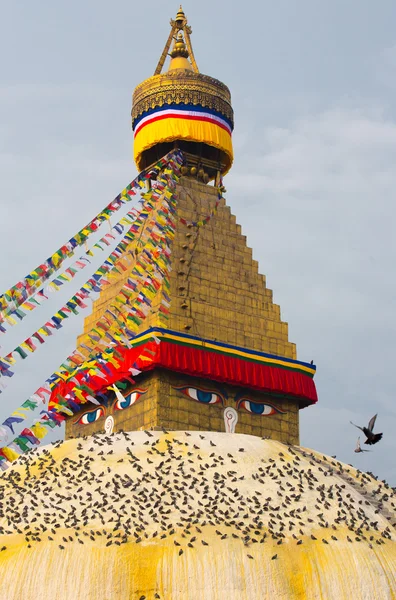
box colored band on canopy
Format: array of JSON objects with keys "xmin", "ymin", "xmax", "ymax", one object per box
[
  {"xmin": 50, "ymin": 327, "xmax": 318, "ymax": 412},
  {"xmin": 133, "ymin": 104, "xmax": 234, "ymax": 174},
  {"xmin": 133, "ymin": 103, "xmax": 233, "ymax": 136}
]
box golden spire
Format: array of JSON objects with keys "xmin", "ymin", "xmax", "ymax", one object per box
[
  {"xmin": 132, "ymin": 6, "xmax": 234, "ymax": 175},
  {"xmin": 170, "ymin": 31, "xmax": 189, "ymax": 59},
  {"xmin": 168, "ymin": 31, "xmax": 192, "ymax": 71},
  {"xmin": 175, "ymin": 5, "xmax": 186, "ymax": 27},
  {"xmin": 154, "ymin": 6, "xmax": 199, "ymax": 75}
]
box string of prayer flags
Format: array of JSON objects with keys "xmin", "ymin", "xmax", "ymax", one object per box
[
  {"xmin": 54, "ymin": 170, "xmax": 178, "ymax": 388},
  {"xmin": 0, "ymin": 151, "xmax": 183, "ymax": 468},
  {"xmin": 0, "ymin": 196, "xmax": 156, "ymax": 382},
  {"xmin": 0, "ymin": 206, "xmax": 142, "ymax": 336},
  {"xmin": 0, "ymin": 149, "xmax": 184, "ymax": 320},
  {"xmin": 69, "ymin": 186, "xmax": 176, "ymax": 365},
  {"xmin": 0, "ymin": 165, "xmax": 183, "ymax": 380},
  {"xmin": 0, "ymin": 397, "xmax": 40, "ymax": 442}
]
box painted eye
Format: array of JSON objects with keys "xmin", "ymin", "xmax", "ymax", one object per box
[
  {"xmin": 238, "ymin": 400, "xmax": 286, "ymax": 416},
  {"xmin": 177, "ymin": 387, "xmax": 224, "ymax": 405},
  {"xmin": 77, "ymin": 407, "xmax": 105, "ymax": 425},
  {"xmin": 114, "ymin": 389, "xmax": 146, "ymax": 411}
]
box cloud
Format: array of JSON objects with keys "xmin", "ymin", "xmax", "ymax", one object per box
[{"xmin": 228, "ymin": 108, "xmax": 396, "ymax": 483}]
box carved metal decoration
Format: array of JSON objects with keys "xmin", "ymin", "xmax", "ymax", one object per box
[
  {"xmin": 153, "ymin": 8, "xmax": 199, "ymax": 76},
  {"xmin": 132, "ymin": 71, "xmax": 233, "ymax": 126}
]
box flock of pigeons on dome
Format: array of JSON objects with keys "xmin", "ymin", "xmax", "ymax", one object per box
[
  {"xmin": 350, "ymin": 414, "xmax": 383, "ymax": 453},
  {"xmin": 0, "ymin": 430, "xmax": 394, "ymax": 566}
]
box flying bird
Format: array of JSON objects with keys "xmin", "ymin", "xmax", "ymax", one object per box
[
  {"xmin": 354, "ymin": 437, "xmax": 371, "ymax": 453},
  {"xmin": 350, "ymin": 414, "xmax": 383, "ymax": 445}
]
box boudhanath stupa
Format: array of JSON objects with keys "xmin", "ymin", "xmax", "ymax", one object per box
[{"xmin": 0, "ymin": 8, "xmax": 395, "ymax": 599}]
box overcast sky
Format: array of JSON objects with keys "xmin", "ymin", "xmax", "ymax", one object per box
[{"xmin": 1, "ymin": 1, "xmax": 395, "ymax": 484}]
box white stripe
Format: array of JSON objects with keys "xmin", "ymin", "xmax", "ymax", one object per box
[{"xmin": 134, "ymin": 108, "xmax": 232, "ymax": 135}]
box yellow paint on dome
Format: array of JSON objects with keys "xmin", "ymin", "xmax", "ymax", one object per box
[{"xmin": 0, "ymin": 432, "xmax": 395, "ymax": 599}]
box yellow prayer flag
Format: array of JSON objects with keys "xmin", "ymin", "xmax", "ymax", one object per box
[
  {"xmin": 54, "ymin": 371, "xmax": 69, "ymax": 381},
  {"xmin": 5, "ymin": 315, "xmax": 17, "ymax": 326},
  {"xmin": 53, "ymin": 403, "xmax": 73, "ymax": 416},
  {"xmin": 11, "ymin": 409, "xmax": 29, "ymax": 418},
  {"xmin": 106, "ymin": 356, "xmax": 120, "ymax": 368},
  {"xmin": 2, "ymin": 447, "xmax": 19, "ymax": 462},
  {"xmin": 4, "ymin": 355, "xmax": 16, "ymax": 365},
  {"xmin": 139, "ymin": 356, "xmax": 153, "ymax": 362},
  {"xmin": 31, "ymin": 422, "xmax": 48, "ymax": 439},
  {"xmin": 21, "ymin": 303, "xmax": 34, "ymax": 311},
  {"xmin": 85, "ymin": 360, "xmax": 97, "ymax": 368},
  {"xmin": 20, "ymin": 342, "xmax": 34, "ymax": 353},
  {"xmin": 73, "ymin": 389, "xmax": 88, "ymax": 403}
]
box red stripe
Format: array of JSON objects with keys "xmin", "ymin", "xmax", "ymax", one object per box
[
  {"xmin": 156, "ymin": 343, "xmax": 318, "ymax": 406},
  {"xmin": 49, "ymin": 340, "xmax": 317, "ymax": 412},
  {"xmin": 134, "ymin": 112, "xmax": 231, "ymax": 137}
]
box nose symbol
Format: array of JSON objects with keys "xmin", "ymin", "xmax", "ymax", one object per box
[
  {"xmin": 224, "ymin": 407, "xmax": 238, "ymax": 433},
  {"xmin": 104, "ymin": 416, "xmax": 114, "ymax": 435}
]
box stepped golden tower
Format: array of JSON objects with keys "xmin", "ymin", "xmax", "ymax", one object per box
[{"xmin": 66, "ymin": 6, "xmax": 317, "ymax": 441}]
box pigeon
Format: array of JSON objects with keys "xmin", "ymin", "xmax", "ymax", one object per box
[
  {"xmin": 350, "ymin": 414, "xmax": 383, "ymax": 445},
  {"xmin": 354, "ymin": 437, "xmax": 371, "ymax": 453}
]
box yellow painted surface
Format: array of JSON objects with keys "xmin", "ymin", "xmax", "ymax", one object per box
[
  {"xmin": 134, "ymin": 118, "xmax": 233, "ymax": 177},
  {"xmin": 71, "ymin": 177, "xmax": 303, "ymax": 440},
  {"xmin": 80, "ymin": 178, "xmax": 295, "ymax": 358},
  {"xmin": 0, "ymin": 432, "xmax": 395, "ymax": 599}
]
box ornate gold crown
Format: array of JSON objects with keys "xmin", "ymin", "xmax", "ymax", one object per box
[{"xmin": 131, "ymin": 7, "xmax": 234, "ymax": 177}]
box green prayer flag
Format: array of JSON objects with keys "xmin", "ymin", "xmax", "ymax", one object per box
[
  {"xmin": 21, "ymin": 399, "xmax": 38, "ymax": 411},
  {"xmin": 15, "ymin": 346, "xmax": 28, "ymax": 359}
]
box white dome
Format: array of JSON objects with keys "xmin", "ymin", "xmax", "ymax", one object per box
[{"xmin": 0, "ymin": 431, "xmax": 395, "ymax": 599}]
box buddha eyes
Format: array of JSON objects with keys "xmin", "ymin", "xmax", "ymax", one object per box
[
  {"xmin": 114, "ymin": 389, "xmax": 147, "ymax": 411},
  {"xmin": 238, "ymin": 400, "xmax": 286, "ymax": 416},
  {"xmin": 175, "ymin": 387, "xmax": 285, "ymax": 415},
  {"xmin": 76, "ymin": 388, "xmax": 147, "ymax": 424},
  {"xmin": 177, "ymin": 387, "xmax": 224, "ymax": 405},
  {"xmin": 77, "ymin": 407, "xmax": 105, "ymax": 425}
]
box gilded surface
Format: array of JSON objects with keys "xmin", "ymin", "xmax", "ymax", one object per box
[
  {"xmin": 131, "ymin": 70, "xmax": 233, "ymax": 124},
  {"xmin": 71, "ymin": 177, "xmax": 301, "ymax": 441},
  {"xmin": 66, "ymin": 370, "xmax": 300, "ymax": 443},
  {"xmin": 79, "ymin": 178, "xmax": 295, "ymax": 358}
]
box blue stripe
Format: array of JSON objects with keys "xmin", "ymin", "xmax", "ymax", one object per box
[
  {"xmin": 134, "ymin": 326, "xmax": 316, "ymax": 371},
  {"xmin": 132, "ymin": 103, "xmax": 234, "ymax": 132}
]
